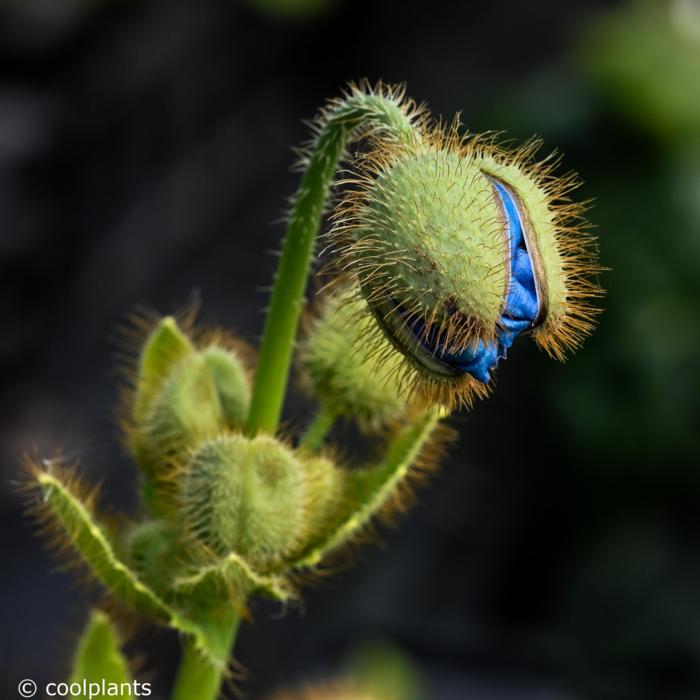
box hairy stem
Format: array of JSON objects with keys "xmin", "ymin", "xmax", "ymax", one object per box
[
  {"xmin": 245, "ymin": 86, "xmax": 421, "ymax": 435},
  {"xmin": 299, "ymin": 405, "xmax": 337, "ymax": 453},
  {"xmin": 289, "ymin": 406, "xmax": 443, "ymax": 569},
  {"xmin": 171, "ymin": 612, "xmax": 240, "ymax": 700}
]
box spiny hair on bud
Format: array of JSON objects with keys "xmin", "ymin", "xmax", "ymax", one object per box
[
  {"xmin": 115, "ymin": 307, "xmax": 256, "ymax": 521},
  {"xmin": 324, "ymin": 117, "xmax": 603, "ymax": 408},
  {"xmin": 136, "ymin": 346, "xmax": 250, "ymax": 466},
  {"xmin": 306, "ymin": 283, "xmax": 492, "ymax": 411},
  {"xmin": 116, "ymin": 303, "xmax": 255, "ymax": 460},
  {"xmin": 292, "ymin": 79, "xmax": 430, "ymax": 175},
  {"xmin": 461, "ymin": 131, "xmax": 605, "ymax": 360},
  {"xmin": 328, "ymin": 122, "xmax": 509, "ymax": 349},
  {"xmin": 180, "ymin": 433, "xmax": 345, "ymax": 574},
  {"xmin": 114, "ymin": 300, "xmax": 199, "ymax": 428},
  {"xmin": 181, "ymin": 434, "xmax": 307, "ymax": 569}
]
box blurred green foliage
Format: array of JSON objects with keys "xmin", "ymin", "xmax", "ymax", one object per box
[
  {"xmin": 581, "ymin": 0, "xmax": 700, "ymax": 145},
  {"xmin": 243, "ymin": 0, "xmax": 339, "ymax": 20},
  {"xmin": 347, "ymin": 640, "xmax": 424, "ymax": 700},
  {"xmin": 561, "ymin": 0, "xmax": 700, "ymax": 470},
  {"xmin": 483, "ymin": 2, "xmax": 700, "ymax": 691}
]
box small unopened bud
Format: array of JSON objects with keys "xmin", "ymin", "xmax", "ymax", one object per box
[
  {"xmin": 299, "ymin": 287, "xmax": 407, "ymax": 427},
  {"xmin": 125, "ymin": 519, "xmax": 179, "ymax": 594},
  {"xmin": 129, "ymin": 317, "xmax": 252, "ymax": 513},
  {"xmin": 181, "ymin": 434, "xmax": 337, "ymax": 572}
]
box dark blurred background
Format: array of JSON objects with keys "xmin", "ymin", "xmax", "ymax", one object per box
[{"xmin": 2, "ymin": 0, "xmax": 700, "ymax": 698}]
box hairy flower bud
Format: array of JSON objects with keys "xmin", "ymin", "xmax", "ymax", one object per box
[
  {"xmin": 330, "ymin": 126, "xmax": 602, "ymax": 407},
  {"xmin": 299, "ymin": 287, "xmax": 407, "ymax": 427},
  {"xmin": 125, "ymin": 519, "xmax": 179, "ymax": 594},
  {"xmin": 181, "ymin": 434, "xmax": 336, "ymax": 572},
  {"xmin": 130, "ymin": 317, "xmax": 251, "ymax": 476}
]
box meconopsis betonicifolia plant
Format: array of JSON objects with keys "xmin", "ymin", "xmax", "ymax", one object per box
[{"xmin": 21, "ymin": 82, "xmax": 602, "ymax": 700}]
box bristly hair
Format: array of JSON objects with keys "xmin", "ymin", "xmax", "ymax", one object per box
[
  {"xmin": 292, "ymin": 79, "xmax": 430, "ymax": 173},
  {"xmin": 114, "ymin": 300, "xmax": 256, "ymax": 472},
  {"xmin": 374, "ymin": 414, "xmax": 456, "ymax": 525},
  {"xmin": 302, "ymin": 284, "xmax": 493, "ymax": 411},
  {"xmin": 18, "ymin": 453, "xmax": 106, "ymax": 586},
  {"xmin": 320, "ymin": 114, "xmax": 604, "ymax": 409},
  {"xmin": 467, "ymin": 130, "xmax": 605, "ymax": 360},
  {"xmin": 112, "ymin": 297, "xmax": 201, "ymax": 457},
  {"xmin": 289, "ymin": 412, "xmax": 455, "ymax": 591}
]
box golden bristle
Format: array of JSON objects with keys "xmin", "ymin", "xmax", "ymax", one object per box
[{"xmin": 18, "ymin": 453, "xmax": 105, "ymax": 583}]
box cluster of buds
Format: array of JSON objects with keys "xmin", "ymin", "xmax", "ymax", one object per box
[{"xmin": 25, "ymin": 312, "xmax": 445, "ymax": 671}]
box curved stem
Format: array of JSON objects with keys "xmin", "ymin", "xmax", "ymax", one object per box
[
  {"xmin": 245, "ymin": 85, "xmax": 421, "ymax": 436},
  {"xmin": 299, "ymin": 405, "xmax": 337, "ymax": 453},
  {"xmin": 171, "ymin": 613, "xmax": 240, "ymax": 700},
  {"xmin": 289, "ymin": 406, "xmax": 443, "ymax": 569}
]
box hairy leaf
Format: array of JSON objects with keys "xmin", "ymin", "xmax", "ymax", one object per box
[{"xmin": 70, "ymin": 610, "xmax": 131, "ymax": 686}]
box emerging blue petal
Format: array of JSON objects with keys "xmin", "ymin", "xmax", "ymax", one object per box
[{"xmin": 415, "ymin": 179, "xmax": 539, "ymax": 383}]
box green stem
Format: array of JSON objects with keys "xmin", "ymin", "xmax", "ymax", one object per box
[
  {"xmin": 245, "ymin": 87, "xmax": 421, "ymax": 436},
  {"xmin": 299, "ymin": 405, "xmax": 337, "ymax": 453},
  {"xmin": 289, "ymin": 406, "xmax": 443, "ymax": 569},
  {"xmin": 171, "ymin": 613, "xmax": 240, "ymax": 700}
]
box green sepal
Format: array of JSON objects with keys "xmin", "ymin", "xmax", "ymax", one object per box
[
  {"xmin": 288, "ymin": 408, "xmax": 441, "ymax": 568},
  {"xmin": 136, "ymin": 349, "xmax": 250, "ymax": 516},
  {"xmin": 173, "ymin": 550, "xmax": 293, "ymax": 606},
  {"xmin": 133, "ymin": 317, "xmax": 194, "ymax": 426},
  {"xmin": 70, "ymin": 610, "xmax": 132, "ymax": 686},
  {"xmin": 143, "ymin": 353, "xmax": 223, "ymax": 462},
  {"xmin": 133, "ymin": 336, "xmax": 252, "ymax": 518},
  {"xmin": 202, "ymin": 346, "xmax": 250, "ymax": 430}
]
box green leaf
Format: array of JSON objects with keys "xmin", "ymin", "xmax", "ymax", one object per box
[
  {"xmin": 289, "ymin": 408, "xmax": 442, "ymax": 568},
  {"xmin": 36, "ymin": 469, "xmax": 173, "ymax": 619},
  {"xmin": 70, "ymin": 610, "xmax": 131, "ymax": 686},
  {"xmin": 33, "ymin": 467, "xmax": 230, "ymax": 670}
]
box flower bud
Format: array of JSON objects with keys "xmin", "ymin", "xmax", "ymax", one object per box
[
  {"xmin": 299, "ymin": 287, "xmax": 407, "ymax": 427},
  {"xmin": 330, "ymin": 127, "xmax": 602, "ymax": 407},
  {"xmin": 181, "ymin": 434, "xmax": 338, "ymax": 572},
  {"xmin": 130, "ymin": 317, "xmax": 251, "ymax": 478},
  {"xmin": 124, "ymin": 519, "xmax": 179, "ymax": 594}
]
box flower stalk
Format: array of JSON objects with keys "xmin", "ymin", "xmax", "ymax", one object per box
[
  {"xmin": 246, "ymin": 83, "xmax": 424, "ymax": 435},
  {"xmin": 298, "ymin": 405, "xmax": 337, "ymax": 453},
  {"xmin": 171, "ymin": 615, "xmax": 240, "ymax": 700}
]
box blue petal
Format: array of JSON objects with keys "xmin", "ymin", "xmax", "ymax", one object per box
[{"xmin": 430, "ymin": 179, "xmax": 539, "ymax": 383}]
